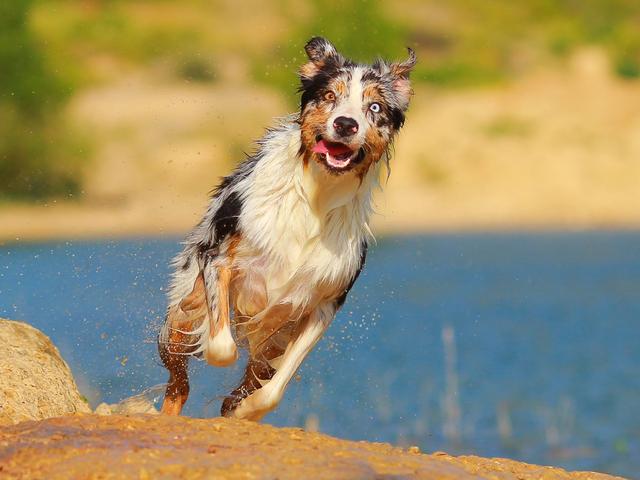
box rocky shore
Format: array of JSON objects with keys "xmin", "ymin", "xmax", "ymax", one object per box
[
  {"xmin": 0, "ymin": 414, "xmax": 625, "ymax": 480},
  {"xmin": 0, "ymin": 319, "xmax": 626, "ymax": 479}
]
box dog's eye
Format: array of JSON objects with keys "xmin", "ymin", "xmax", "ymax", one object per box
[
  {"xmin": 369, "ymin": 102, "xmax": 381, "ymax": 113},
  {"xmin": 324, "ymin": 91, "xmax": 336, "ymax": 102}
]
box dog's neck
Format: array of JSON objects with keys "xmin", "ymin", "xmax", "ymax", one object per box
[
  {"xmin": 294, "ymin": 137, "xmax": 379, "ymax": 224},
  {"xmin": 301, "ymin": 159, "xmax": 360, "ymax": 217}
]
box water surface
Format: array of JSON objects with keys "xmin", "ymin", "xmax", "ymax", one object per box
[{"xmin": 1, "ymin": 231, "xmax": 638, "ymax": 478}]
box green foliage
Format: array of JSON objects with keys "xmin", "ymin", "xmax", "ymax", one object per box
[
  {"xmin": 0, "ymin": 0, "xmax": 82, "ymax": 200},
  {"xmin": 4, "ymin": 0, "xmax": 640, "ymax": 201},
  {"xmin": 34, "ymin": 2, "xmax": 205, "ymax": 68},
  {"xmin": 403, "ymin": 0, "xmax": 640, "ymax": 86},
  {"xmin": 252, "ymin": 0, "xmax": 411, "ymax": 104},
  {"xmin": 29, "ymin": 0, "xmax": 640, "ymax": 95},
  {"xmin": 246, "ymin": 0, "xmax": 640, "ymax": 95},
  {"xmin": 615, "ymin": 56, "xmax": 640, "ymax": 79},
  {"xmin": 0, "ymin": 106, "xmax": 84, "ymax": 200},
  {"xmin": 413, "ymin": 63, "xmax": 503, "ymax": 88},
  {"xmin": 177, "ymin": 55, "xmax": 217, "ymax": 83},
  {"xmin": 610, "ymin": 23, "xmax": 640, "ymax": 79},
  {"xmin": 0, "ymin": 0, "xmax": 68, "ymax": 117}
]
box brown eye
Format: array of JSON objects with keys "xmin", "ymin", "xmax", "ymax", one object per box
[{"xmin": 324, "ymin": 91, "xmax": 336, "ymax": 102}]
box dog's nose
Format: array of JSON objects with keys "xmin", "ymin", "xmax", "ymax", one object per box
[{"xmin": 333, "ymin": 116, "xmax": 359, "ymax": 137}]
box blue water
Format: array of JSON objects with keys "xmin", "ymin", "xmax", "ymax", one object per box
[{"xmin": 1, "ymin": 232, "xmax": 638, "ymax": 478}]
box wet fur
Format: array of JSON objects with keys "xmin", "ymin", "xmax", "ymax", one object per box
[{"xmin": 158, "ymin": 37, "xmax": 415, "ymax": 420}]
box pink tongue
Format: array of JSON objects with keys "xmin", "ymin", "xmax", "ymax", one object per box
[{"xmin": 313, "ymin": 139, "xmax": 352, "ymax": 156}]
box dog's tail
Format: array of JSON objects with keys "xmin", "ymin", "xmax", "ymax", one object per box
[{"xmin": 158, "ymin": 246, "xmax": 212, "ymax": 359}]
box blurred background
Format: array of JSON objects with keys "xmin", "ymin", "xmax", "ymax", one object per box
[
  {"xmin": 2, "ymin": 0, "xmax": 640, "ymax": 236},
  {"xmin": 1, "ymin": 1, "xmax": 639, "ymax": 478}
]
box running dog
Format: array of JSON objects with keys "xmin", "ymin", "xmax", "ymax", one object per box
[{"xmin": 158, "ymin": 37, "xmax": 415, "ymax": 421}]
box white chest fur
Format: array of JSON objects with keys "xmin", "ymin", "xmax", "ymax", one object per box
[{"xmin": 233, "ymin": 123, "xmax": 376, "ymax": 319}]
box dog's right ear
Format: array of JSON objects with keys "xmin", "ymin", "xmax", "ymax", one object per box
[{"xmin": 300, "ymin": 37, "xmax": 344, "ymax": 79}]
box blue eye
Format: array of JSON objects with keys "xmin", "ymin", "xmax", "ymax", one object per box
[{"xmin": 369, "ymin": 102, "xmax": 381, "ymax": 113}]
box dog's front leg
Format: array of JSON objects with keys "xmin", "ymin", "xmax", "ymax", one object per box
[
  {"xmin": 226, "ymin": 302, "xmax": 336, "ymax": 421},
  {"xmin": 204, "ymin": 264, "xmax": 238, "ymax": 367}
]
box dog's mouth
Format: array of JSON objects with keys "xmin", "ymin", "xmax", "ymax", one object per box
[{"xmin": 312, "ymin": 137, "xmax": 359, "ymax": 171}]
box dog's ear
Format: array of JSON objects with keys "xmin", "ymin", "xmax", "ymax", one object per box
[
  {"xmin": 388, "ymin": 48, "xmax": 417, "ymax": 111},
  {"xmin": 299, "ymin": 37, "xmax": 344, "ymax": 79}
]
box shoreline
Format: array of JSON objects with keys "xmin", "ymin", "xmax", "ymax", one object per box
[{"xmin": 1, "ymin": 200, "xmax": 639, "ymax": 245}]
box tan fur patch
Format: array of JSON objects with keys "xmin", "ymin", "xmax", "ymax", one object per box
[
  {"xmin": 300, "ymin": 106, "xmax": 330, "ymax": 160},
  {"xmin": 333, "ymin": 80, "xmax": 346, "ymax": 97},
  {"xmin": 363, "ymin": 84, "xmax": 383, "ymax": 102},
  {"xmin": 299, "ymin": 61, "xmax": 319, "ymax": 80},
  {"xmin": 213, "ymin": 266, "xmax": 231, "ymax": 338}
]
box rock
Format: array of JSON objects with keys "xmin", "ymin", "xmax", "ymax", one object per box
[
  {"xmin": 0, "ymin": 319, "xmax": 91, "ymax": 425},
  {"xmin": 0, "ymin": 415, "xmax": 626, "ymax": 479}
]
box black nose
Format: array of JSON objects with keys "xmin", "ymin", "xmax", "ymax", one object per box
[{"xmin": 333, "ymin": 116, "xmax": 359, "ymax": 137}]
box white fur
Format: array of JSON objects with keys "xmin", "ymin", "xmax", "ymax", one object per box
[
  {"xmin": 327, "ymin": 67, "xmax": 367, "ymax": 146},
  {"xmin": 234, "ymin": 122, "xmax": 377, "ymax": 349},
  {"xmin": 205, "ymin": 325, "xmax": 237, "ymax": 366}
]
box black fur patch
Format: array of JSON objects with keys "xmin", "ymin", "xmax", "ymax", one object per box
[
  {"xmin": 193, "ymin": 153, "xmax": 262, "ymax": 255},
  {"xmin": 299, "ymin": 61, "xmax": 355, "ymax": 111},
  {"xmin": 181, "ymin": 256, "xmax": 191, "ymax": 271},
  {"xmin": 300, "ymin": 68, "xmax": 336, "ymax": 110},
  {"xmin": 390, "ymin": 108, "xmax": 405, "ymax": 130},
  {"xmin": 211, "ymin": 191, "xmax": 242, "ymax": 248},
  {"xmin": 336, "ymin": 241, "xmax": 368, "ymax": 308},
  {"xmin": 361, "ymin": 69, "xmax": 381, "ymax": 83},
  {"xmin": 196, "ymin": 190, "xmax": 244, "ymax": 256}
]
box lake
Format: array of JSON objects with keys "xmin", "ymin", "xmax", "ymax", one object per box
[{"xmin": 1, "ymin": 231, "xmax": 638, "ymax": 478}]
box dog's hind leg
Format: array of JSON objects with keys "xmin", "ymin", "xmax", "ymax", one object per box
[
  {"xmin": 158, "ymin": 334, "xmax": 189, "ymax": 415},
  {"xmin": 158, "ymin": 271, "xmax": 209, "ymax": 415}
]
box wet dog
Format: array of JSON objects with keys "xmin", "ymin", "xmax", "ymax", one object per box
[{"xmin": 158, "ymin": 37, "xmax": 415, "ymax": 420}]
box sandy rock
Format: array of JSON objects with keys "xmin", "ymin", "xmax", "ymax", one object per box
[
  {"xmin": 0, "ymin": 319, "xmax": 91, "ymax": 425},
  {"xmin": 0, "ymin": 414, "xmax": 626, "ymax": 479}
]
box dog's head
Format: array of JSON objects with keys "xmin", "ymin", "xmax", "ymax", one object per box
[{"xmin": 298, "ymin": 37, "xmax": 416, "ymax": 177}]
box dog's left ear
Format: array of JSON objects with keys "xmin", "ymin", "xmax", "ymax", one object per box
[
  {"xmin": 300, "ymin": 37, "xmax": 344, "ymax": 80},
  {"xmin": 389, "ymin": 48, "xmax": 417, "ymax": 111}
]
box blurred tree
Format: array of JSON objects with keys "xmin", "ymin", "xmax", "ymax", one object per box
[{"xmin": 0, "ymin": 0, "xmax": 81, "ymax": 200}]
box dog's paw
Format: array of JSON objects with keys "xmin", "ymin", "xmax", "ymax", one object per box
[{"xmin": 222, "ymin": 386, "xmax": 280, "ymax": 422}]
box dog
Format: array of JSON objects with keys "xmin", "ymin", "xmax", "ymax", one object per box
[{"xmin": 158, "ymin": 37, "xmax": 415, "ymax": 421}]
